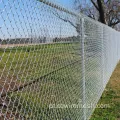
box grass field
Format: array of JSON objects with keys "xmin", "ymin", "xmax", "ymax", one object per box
[
  {"xmin": 90, "ymin": 62, "xmax": 120, "ymax": 120},
  {"xmin": 0, "ymin": 42, "xmax": 118, "ymax": 119},
  {"xmin": 0, "ymin": 43, "xmax": 79, "ymax": 81},
  {"xmin": 0, "ymin": 43, "xmax": 84, "ymax": 119}
]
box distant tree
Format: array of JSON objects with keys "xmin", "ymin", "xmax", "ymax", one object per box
[
  {"xmin": 53, "ymin": 37, "xmax": 58, "ymax": 42},
  {"xmin": 0, "ymin": 39, "xmax": 2, "ymax": 44}
]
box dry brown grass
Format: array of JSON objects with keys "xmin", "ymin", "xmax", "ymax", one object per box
[
  {"xmin": 91, "ymin": 61, "xmax": 120, "ymax": 120},
  {"xmin": 109, "ymin": 62, "xmax": 120, "ymax": 102}
]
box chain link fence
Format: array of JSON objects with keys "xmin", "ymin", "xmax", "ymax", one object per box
[{"xmin": 0, "ymin": 0, "xmax": 120, "ymax": 119}]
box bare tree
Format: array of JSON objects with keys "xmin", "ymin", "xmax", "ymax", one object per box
[
  {"xmin": 106, "ymin": 0, "xmax": 120, "ymax": 27},
  {"xmin": 75, "ymin": 0, "xmax": 120, "ymax": 28}
]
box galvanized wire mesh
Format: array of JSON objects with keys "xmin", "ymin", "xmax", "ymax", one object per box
[{"xmin": 0, "ymin": 0, "xmax": 120, "ymax": 119}]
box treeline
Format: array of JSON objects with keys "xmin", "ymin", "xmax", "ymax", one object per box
[
  {"xmin": 0, "ymin": 36, "xmax": 79, "ymax": 44},
  {"xmin": 0, "ymin": 37, "xmax": 47, "ymax": 44},
  {"xmin": 53, "ymin": 36, "xmax": 79, "ymax": 43},
  {"xmin": 0, "ymin": 38, "xmax": 30, "ymax": 44}
]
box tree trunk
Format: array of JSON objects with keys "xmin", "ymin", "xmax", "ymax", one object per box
[{"xmin": 97, "ymin": 0, "xmax": 106, "ymax": 24}]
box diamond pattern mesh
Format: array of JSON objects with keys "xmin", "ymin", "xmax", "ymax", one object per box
[{"xmin": 0, "ymin": 0, "xmax": 120, "ymax": 120}]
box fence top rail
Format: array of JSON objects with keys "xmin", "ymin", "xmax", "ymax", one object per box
[{"xmin": 38, "ymin": 0, "xmax": 120, "ymax": 33}]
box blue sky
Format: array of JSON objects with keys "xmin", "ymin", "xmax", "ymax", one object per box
[
  {"xmin": 55, "ymin": 0, "xmax": 74, "ymax": 9},
  {"xmin": 55, "ymin": 0, "xmax": 90, "ymax": 9},
  {"xmin": 0, "ymin": 0, "xmax": 77, "ymax": 39}
]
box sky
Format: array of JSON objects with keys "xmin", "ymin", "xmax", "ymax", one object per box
[
  {"xmin": 55, "ymin": 0, "xmax": 74, "ymax": 9},
  {"xmin": 55, "ymin": 0, "xmax": 90, "ymax": 10},
  {"xmin": 0, "ymin": 0, "xmax": 77, "ymax": 39}
]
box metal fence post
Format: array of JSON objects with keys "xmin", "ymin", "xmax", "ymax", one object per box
[
  {"xmin": 102, "ymin": 26, "xmax": 105, "ymax": 89},
  {"xmin": 81, "ymin": 17, "xmax": 86, "ymax": 120}
]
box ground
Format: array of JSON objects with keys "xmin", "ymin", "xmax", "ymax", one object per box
[
  {"xmin": 0, "ymin": 43, "xmax": 120, "ymax": 119},
  {"xmin": 0, "ymin": 43, "xmax": 83, "ymax": 119},
  {"xmin": 90, "ymin": 61, "xmax": 120, "ymax": 120}
]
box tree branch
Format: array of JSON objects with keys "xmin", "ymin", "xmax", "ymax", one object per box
[
  {"xmin": 91, "ymin": 0, "xmax": 99, "ymax": 11},
  {"xmin": 110, "ymin": 20, "xmax": 120, "ymax": 27},
  {"xmin": 52, "ymin": 11, "xmax": 77, "ymax": 29},
  {"xmin": 106, "ymin": 0, "xmax": 111, "ymax": 4},
  {"xmin": 88, "ymin": 8, "xmax": 96, "ymax": 19}
]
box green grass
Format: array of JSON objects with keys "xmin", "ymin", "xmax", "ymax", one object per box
[
  {"xmin": 0, "ymin": 43, "xmax": 80, "ymax": 82},
  {"xmin": 8, "ymin": 62, "xmax": 83, "ymax": 119},
  {"xmin": 0, "ymin": 42, "xmax": 84, "ymax": 119},
  {"xmin": 1, "ymin": 42, "xmax": 116, "ymax": 119}
]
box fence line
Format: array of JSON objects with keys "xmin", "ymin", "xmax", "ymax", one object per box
[{"xmin": 0, "ymin": 0, "xmax": 120, "ymax": 119}]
